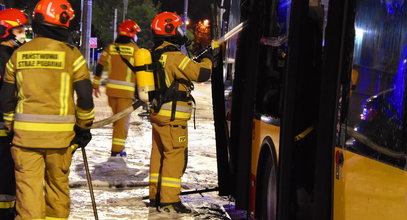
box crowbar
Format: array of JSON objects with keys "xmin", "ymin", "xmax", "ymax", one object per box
[{"xmin": 194, "ymin": 21, "xmax": 247, "ymax": 60}]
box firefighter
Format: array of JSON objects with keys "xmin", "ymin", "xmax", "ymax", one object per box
[
  {"xmin": 0, "ymin": 0, "xmax": 94, "ymax": 219},
  {"xmin": 148, "ymin": 12, "xmax": 212, "ymax": 213},
  {"xmin": 93, "ymin": 19, "xmax": 141, "ymax": 157},
  {"xmin": 0, "ymin": 8, "xmax": 29, "ymax": 220}
]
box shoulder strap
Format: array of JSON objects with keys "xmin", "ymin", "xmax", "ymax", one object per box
[
  {"xmin": 152, "ymin": 45, "xmax": 181, "ymax": 89},
  {"xmin": 115, "ymin": 44, "xmax": 154, "ymax": 72}
]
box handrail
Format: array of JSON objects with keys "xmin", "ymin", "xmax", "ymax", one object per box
[{"xmin": 346, "ymin": 126, "xmax": 406, "ymax": 159}]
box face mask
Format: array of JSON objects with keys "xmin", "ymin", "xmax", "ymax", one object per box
[
  {"xmin": 134, "ymin": 35, "xmax": 138, "ymax": 42},
  {"xmin": 15, "ymin": 33, "xmax": 26, "ymax": 44}
]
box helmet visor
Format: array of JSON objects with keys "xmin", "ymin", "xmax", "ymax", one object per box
[{"xmin": 176, "ymin": 24, "xmax": 185, "ymax": 37}]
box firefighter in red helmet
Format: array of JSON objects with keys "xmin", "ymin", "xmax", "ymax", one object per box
[
  {"xmin": 0, "ymin": 0, "xmax": 94, "ymax": 219},
  {"xmin": 0, "ymin": 8, "xmax": 29, "ymax": 220},
  {"xmin": 148, "ymin": 11, "xmax": 212, "ymax": 213},
  {"xmin": 93, "ymin": 19, "xmax": 141, "ymax": 157}
]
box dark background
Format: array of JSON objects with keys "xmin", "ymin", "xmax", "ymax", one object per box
[
  {"xmin": 158, "ymin": 0, "xmax": 212, "ymax": 21},
  {"xmin": 5, "ymin": 0, "xmax": 213, "ymax": 22}
]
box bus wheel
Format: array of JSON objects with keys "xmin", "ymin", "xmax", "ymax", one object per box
[{"xmin": 259, "ymin": 154, "xmax": 277, "ymax": 220}]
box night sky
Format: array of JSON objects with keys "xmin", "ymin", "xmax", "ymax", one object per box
[
  {"xmin": 159, "ymin": 0, "xmax": 212, "ymax": 21},
  {"xmin": 9, "ymin": 0, "xmax": 213, "ymax": 22}
]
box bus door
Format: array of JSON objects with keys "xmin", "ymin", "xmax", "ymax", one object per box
[
  {"xmin": 332, "ymin": 0, "xmax": 407, "ymax": 219},
  {"xmin": 212, "ymin": 0, "xmax": 243, "ymax": 197},
  {"xmin": 276, "ymin": 0, "xmax": 325, "ymax": 219}
]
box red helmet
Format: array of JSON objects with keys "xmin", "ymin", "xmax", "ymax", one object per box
[
  {"xmin": 33, "ymin": 0, "xmax": 75, "ymax": 28},
  {"xmin": 119, "ymin": 19, "xmax": 141, "ymax": 38},
  {"xmin": 0, "ymin": 9, "xmax": 29, "ymax": 39},
  {"xmin": 151, "ymin": 12, "xmax": 184, "ymax": 36}
]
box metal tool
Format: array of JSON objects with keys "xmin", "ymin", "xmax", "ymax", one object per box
[
  {"xmin": 80, "ymin": 145, "xmax": 99, "ymax": 220},
  {"xmin": 194, "ymin": 21, "xmax": 247, "ymax": 60}
]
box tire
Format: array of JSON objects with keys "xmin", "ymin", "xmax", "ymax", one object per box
[{"xmin": 259, "ymin": 153, "xmax": 277, "ymax": 220}]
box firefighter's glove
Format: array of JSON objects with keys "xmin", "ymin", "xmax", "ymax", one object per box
[
  {"xmin": 72, "ymin": 125, "xmax": 92, "ymax": 149},
  {"xmin": 211, "ymin": 40, "xmax": 220, "ymax": 49}
]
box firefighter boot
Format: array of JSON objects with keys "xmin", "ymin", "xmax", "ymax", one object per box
[
  {"xmin": 159, "ymin": 202, "xmax": 192, "ymax": 213},
  {"xmin": 111, "ymin": 150, "xmax": 127, "ymax": 157},
  {"xmin": 149, "ymin": 193, "xmax": 160, "ymax": 207}
]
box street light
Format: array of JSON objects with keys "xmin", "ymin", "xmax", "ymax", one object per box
[{"xmin": 123, "ymin": 0, "xmax": 128, "ymax": 21}]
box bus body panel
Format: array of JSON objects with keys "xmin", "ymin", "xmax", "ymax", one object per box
[
  {"xmin": 251, "ymin": 119, "xmax": 280, "ymax": 176},
  {"xmin": 334, "ymin": 147, "xmax": 407, "ymax": 220}
]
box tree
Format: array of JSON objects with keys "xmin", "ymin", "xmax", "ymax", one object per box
[
  {"xmin": 93, "ymin": 0, "xmax": 159, "ymax": 49},
  {"xmin": 193, "ymin": 19, "xmax": 211, "ymax": 49}
]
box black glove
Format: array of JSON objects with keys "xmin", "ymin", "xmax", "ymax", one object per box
[{"xmin": 71, "ymin": 125, "xmax": 92, "ymax": 149}]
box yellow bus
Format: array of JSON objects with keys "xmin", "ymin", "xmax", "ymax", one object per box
[{"xmin": 211, "ymin": 0, "xmax": 407, "ymax": 219}]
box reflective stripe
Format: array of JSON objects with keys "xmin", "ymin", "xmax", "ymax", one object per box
[
  {"xmin": 162, "ymin": 177, "xmax": 181, "ymax": 183},
  {"xmin": 15, "ymin": 114, "xmax": 76, "ymax": 123},
  {"xmin": 106, "ymin": 79, "xmax": 135, "ymax": 87},
  {"xmin": 93, "ymin": 79, "xmax": 101, "ymax": 85},
  {"xmin": 112, "ymin": 138, "xmax": 126, "ymax": 146},
  {"xmin": 161, "ymin": 177, "xmax": 181, "ymax": 188},
  {"xmin": 59, "ymin": 72, "xmax": 70, "ymax": 115},
  {"xmin": 149, "ymin": 173, "xmax": 159, "ymax": 183},
  {"xmin": 178, "ymin": 57, "xmax": 190, "ymax": 70},
  {"xmin": 0, "ymin": 201, "xmax": 15, "ymax": 209},
  {"xmin": 0, "ymin": 194, "xmax": 16, "ymax": 201},
  {"xmin": 45, "ymin": 217, "xmax": 68, "ymax": 220},
  {"xmin": 3, "ymin": 113, "xmax": 14, "ymax": 121},
  {"xmin": 6, "ymin": 60, "xmax": 14, "ymax": 72},
  {"xmin": 0, "ymin": 123, "xmax": 5, "ymax": 136},
  {"xmin": 161, "ymin": 182, "xmax": 181, "ymax": 188},
  {"xmin": 76, "ymin": 109, "xmax": 95, "ymax": 120},
  {"xmin": 14, "ymin": 121, "xmax": 74, "ymax": 132},
  {"xmin": 158, "ymin": 55, "xmax": 171, "ymax": 87},
  {"xmin": 16, "ymin": 71, "xmax": 24, "ymax": 113},
  {"xmin": 106, "ymin": 83, "xmax": 135, "ymax": 91},
  {"xmin": 73, "ymin": 56, "xmax": 86, "ymax": 72},
  {"xmin": 5, "ymin": 20, "xmax": 19, "ymax": 27},
  {"xmin": 157, "ymin": 109, "xmax": 191, "ymax": 119},
  {"xmin": 160, "ymin": 102, "xmax": 192, "ymax": 113}
]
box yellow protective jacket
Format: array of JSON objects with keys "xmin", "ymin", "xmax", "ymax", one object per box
[
  {"xmin": 93, "ymin": 42, "xmax": 139, "ymax": 99},
  {"xmin": 150, "ymin": 41, "xmax": 212, "ymax": 124},
  {"xmin": 0, "ymin": 37, "xmax": 94, "ymax": 149}
]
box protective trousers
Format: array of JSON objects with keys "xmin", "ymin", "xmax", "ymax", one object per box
[
  {"xmin": 11, "ymin": 146, "xmax": 73, "ymax": 220},
  {"xmin": 0, "ymin": 135, "xmax": 16, "ymax": 219},
  {"xmin": 149, "ymin": 121, "xmax": 188, "ymax": 204},
  {"xmin": 108, "ymin": 97, "xmax": 133, "ymax": 153}
]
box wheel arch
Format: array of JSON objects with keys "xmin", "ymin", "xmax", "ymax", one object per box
[{"xmin": 254, "ymin": 135, "xmax": 278, "ymax": 218}]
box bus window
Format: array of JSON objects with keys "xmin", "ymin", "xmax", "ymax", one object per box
[
  {"xmin": 347, "ymin": 0, "xmax": 407, "ymax": 169},
  {"xmin": 334, "ymin": 0, "xmax": 407, "ymax": 219},
  {"xmin": 255, "ymin": 0, "xmax": 291, "ymax": 118},
  {"xmin": 223, "ymin": 0, "xmax": 242, "ymax": 87}
]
